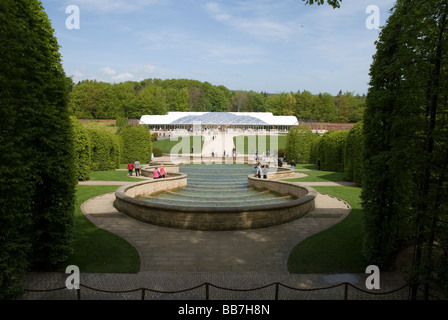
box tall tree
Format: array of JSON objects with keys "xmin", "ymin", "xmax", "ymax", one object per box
[
  {"xmin": 362, "ymin": 0, "xmax": 448, "ymax": 298},
  {"xmin": 0, "ymin": 0, "xmax": 76, "ymax": 297}
]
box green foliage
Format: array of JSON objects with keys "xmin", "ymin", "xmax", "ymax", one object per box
[
  {"xmin": 309, "ymin": 135, "xmax": 321, "ymax": 165},
  {"xmin": 285, "ymin": 126, "xmax": 319, "ymax": 164},
  {"xmin": 151, "ymin": 132, "xmax": 158, "ymax": 142},
  {"xmin": 344, "ymin": 122, "xmax": 364, "ymax": 186},
  {"xmin": 71, "ymin": 117, "xmax": 91, "ymax": 181},
  {"xmin": 314, "ymin": 130, "xmax": 349, "ymax": 172},
  {"xmin": 118, "ymin": 124, "xmax": 152, "ymax": 164},
  {"xmin": 153, "ymin": 147, "xmax": 164, "ymax": 157},
  {"xmin": 302, "ymin": 0, "xmax": 342, "ymax": 8},
  {"xmin": 87, "ymin": 129, "xmax": 121, "ymax": 170},
  {"xmin": 67, "ymin": 78, "xmax": 366, "ymax": 123},
  {"xmin": 0, "ymin": 0, "xmax": 76, "ymax": 297},
  {"xmin": 361, "ymin": 0, "xmax": 448, "ymax": 298},
  {"xmin": 277, "ymin": 148, "xmax": 286, "ymax": 158}
]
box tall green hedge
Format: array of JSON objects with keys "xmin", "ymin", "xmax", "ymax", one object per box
[
  {"xmin": 118, "ymin": 125, "xmax": 152, "ymax": 164},
  {"xmin": 344, "ymin": 122, "xmax": 364, "ymax": 186},
  {"xmin": 87, "ymin": 129, "xmax": 121, "ymax": 171},
  {"xmin": 286, "ymin": 126, "xmax": 319, "ymax": 164},
  {"xmin": 0, "ymin": 0, "xmax": 76, "ymax": 298},
  {"xmin": 71, "ymin": 117, "xmax": 91, "ymax": 180},
  {"xmin": 314, "ymin": 130, "xmax": 349, "ymax": 172}
]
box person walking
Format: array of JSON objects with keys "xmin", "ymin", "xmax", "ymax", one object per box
[
  {"xmin": 127, "ymin": 161, "xmax": 134, "ymax": 176},
  {"xmin": 134, "ymin": 159, "xmax": 141, "ymax": 176}
]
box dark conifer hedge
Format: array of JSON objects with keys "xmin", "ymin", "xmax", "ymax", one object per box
[{"xmin": 0, "ymin": 0, "xmax": 76, "ymax": 297}]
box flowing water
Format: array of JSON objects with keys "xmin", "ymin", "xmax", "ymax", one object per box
[{"xmin": 138, "ymin": 164, "xmax": 295, "ymax": 207}]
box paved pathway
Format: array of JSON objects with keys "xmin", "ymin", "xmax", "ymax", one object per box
[
  {"xmin": 21, "ymin": 171, "xmax": 411, "ymax": 300},
  {"xmin": 80, "ymin": 189, "xmax": 350, "ymax": 273}
]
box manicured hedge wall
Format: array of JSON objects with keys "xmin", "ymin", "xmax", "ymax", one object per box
[
  {"xmin": 314, "ymin": 130, "xmax": 350, "ymax": 172},
  {"xmin": 286, "ymin": 126, "xmax": 319, "ymax": 164},
  {"xmin": 344, "ymin": 121, "xmax": 364, "ymax": 186},
  {"xmin": 87, "ymin": 129, "xmax": 121, "ymax": 171},
  {"xmin": 71, "ymin": 117, "xmax": 91, "ymax": 180},
  {"xmin": 118, "ymin": 125, "xmax": 152, "ymax": 164}
]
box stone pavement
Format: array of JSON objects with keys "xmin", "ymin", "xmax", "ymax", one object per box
[{"xmin": 20, "ymin": 172, "xmax": 412, "ymax": 300}]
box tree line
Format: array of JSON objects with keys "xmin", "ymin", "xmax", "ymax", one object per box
[{"xmin": 67, "ymin": 78, "xmax": 366, "ymax": 123}]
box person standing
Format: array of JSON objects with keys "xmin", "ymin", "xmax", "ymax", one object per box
[
  {"xmin": 127, "ymin": 161, "xmax": 134, "ymax": 176},
  {"xmin": 134, "ymin": 159, "xmax": 141, "ymax": 176}
]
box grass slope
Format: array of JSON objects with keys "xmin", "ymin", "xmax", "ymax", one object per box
[
  {"xmin": 58, "ymin": 185, "xmax": 140, "ymax": 273},
  {"xmin": 287, "ymin": 186, "xmax": 365, "ymax": 274}
]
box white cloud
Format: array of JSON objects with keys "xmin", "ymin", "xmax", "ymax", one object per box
[
  {"xmin": 142, "ymin": 64, "xmax": 156, "ymax": 74},
  {"xmin": 204, "ymin": 2, "xmax": 296, "ymax": 41},
  {"xmin": 100, "ymin": 67, "xmax": 117, "ymax": 76},
  {"xmin": 111, "ymin": 72, "xmax": 134, "ymax": 82},
  {"xmin": 64, "ymin": 0, "xmax": 168, "ymax": 14}
]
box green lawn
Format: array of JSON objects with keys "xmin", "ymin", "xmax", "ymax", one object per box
[
  {"xmin": 57, "ymin": 185, "xmax": 140, "ymax": 273},
  {"xmin": 153, "ymin": 136, "xmax": 204, "ymax": 154},
  {"xmin": 233, "ymin": 134, "xmax": 286, "ymax": 154},
  {"xmin": 287, "ymin": 186, "xmax": 365, "ymax": 273},
  {"xmin": 89, "ymin": 170, "xmax": 142, "ymax": 181},
  {"xmin": 285, "ymin": 169, "xmax": 346, "ymax": 183}
]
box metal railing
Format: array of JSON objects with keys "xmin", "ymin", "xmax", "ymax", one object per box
[{"xmin": 23, "ymin": 281, "xmax": 441, "ymax": 300}]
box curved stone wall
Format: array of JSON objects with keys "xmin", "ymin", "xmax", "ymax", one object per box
[{"xmin": 114, "ymin": 166, "xmax": 316, "ymax": 231}]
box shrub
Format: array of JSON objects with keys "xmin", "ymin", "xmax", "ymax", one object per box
[{"xmin": 153, "ymin": 147, "xmax": 163, "ymax": 157}]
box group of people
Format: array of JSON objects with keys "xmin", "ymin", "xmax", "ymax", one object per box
[
  {"xmin": 127, "ymin": 160, "xmax": 141, "ymax": 176},
  {"xmin": 254, "ymin": 162, "xmax": 269, "ymax": 179},
  {"xmin": 277, "ymin": 156, "xmax": 296, "ymax": 169},
  {"xmin": 153, "ymin": 165, "xmax": 166, "ymax": 179},
  {"xmin": 126, "ymin": 160, "xmax": 167, "ymax": 179}
]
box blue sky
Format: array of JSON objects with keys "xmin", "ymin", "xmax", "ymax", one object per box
[{"xmin": 40, "ymin": 0, "xmax": 396, "ymax": 95}]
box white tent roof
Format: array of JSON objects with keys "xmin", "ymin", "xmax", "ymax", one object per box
[{"xmin": 139, "ymin": 112, "xmax": 298, "ymax": 126}]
